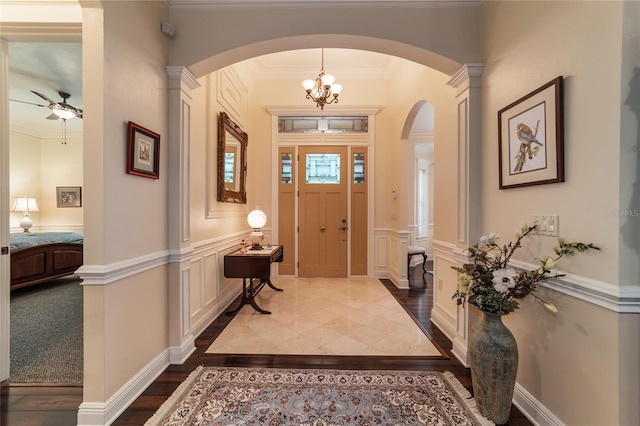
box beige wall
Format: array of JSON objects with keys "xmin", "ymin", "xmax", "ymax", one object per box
[
  {"xmin": 9, "ymin": 131, "xmax": 41, "ymax": 230},
  {"xmin": 9, "ymin": 131, "xmax": 82, "ymax": 232},
  {"xmin": 481, "ymin": 1, "xmax": 638, "ymax": 424},
  {"xmin": 80, "ymin": 0, "xmax": 171, "ymax": 410},
  {"xmin": 169, "ymin": 5, "xmax": 479, "ymax": 78}
]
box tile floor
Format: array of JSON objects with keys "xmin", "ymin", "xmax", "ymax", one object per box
[{"xmin": 206, "ymin": 277, "xmax": 442, "ymax": 356}]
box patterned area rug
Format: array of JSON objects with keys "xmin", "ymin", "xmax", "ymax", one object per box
[{"xmin": 146, "ymin": 367, "xmax": 493, "ymax": 426}]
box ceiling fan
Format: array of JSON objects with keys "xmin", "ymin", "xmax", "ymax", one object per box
[{"xmin": 11, "ymin": 90, "xmax": 83, "ymax": 120}]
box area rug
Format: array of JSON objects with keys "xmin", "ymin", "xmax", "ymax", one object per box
[
  {"xmin": 145, "ymin": 366, "xmax": 493, "ymax": 426},
  {"xmin": 207, "ymin": 278, "xmax": 442, "ymax": 357}
]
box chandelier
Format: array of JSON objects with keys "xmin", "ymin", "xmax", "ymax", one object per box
[{"xmin": 301, "ymin": 49, "xmax": 343, "ymax": 110}]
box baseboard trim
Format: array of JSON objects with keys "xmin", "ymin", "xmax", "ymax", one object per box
[
  {"xmin": 513, "ymin": 381, "xmax": 563, "ymax": 426},
  {"xmin": 169, "ymin": 334, "xmax": 196, "ymax": 365},
  {"xmin": 77, "ymin": 349, "xmax": 170, "ymax": 426}
]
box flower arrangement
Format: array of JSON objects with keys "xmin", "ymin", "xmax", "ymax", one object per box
[{"xmin": 452, "ymin": 224, "xmax": 599, "ymax": 315}]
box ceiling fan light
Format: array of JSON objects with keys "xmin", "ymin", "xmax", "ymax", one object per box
[{"xmin": 52, "ymin": 106, "xmax": 76, "ymax": 120}]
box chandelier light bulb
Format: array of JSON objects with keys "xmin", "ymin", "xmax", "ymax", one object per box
[
  {"xmin": 321, "ymin": 73, "xmax": 335, "ymax": 86},
  {"xmin": 302, "ymin": 79, "xmax": 315, "ymax": 91}
]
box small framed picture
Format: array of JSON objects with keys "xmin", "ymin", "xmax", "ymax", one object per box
[
  {"xmin": 498, "ymin": 76, "xmax": 564, "ymax": 189},
  {"xmin": 57, "ymin": 186, "xmax": 82, "ymax": 207},
  {"xmin": 127, "ymin": 121, "xmax": 160, "ymax": 179}
]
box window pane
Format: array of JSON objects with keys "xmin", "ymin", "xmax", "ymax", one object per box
[
  {"xmin": 306, "ymin": 153, "xmax": 340, "ymax": 184},
  {"xmin": 281, "ymin": 153, "xmax": 293, "ymax": 184},
  {"xmin": 354, "ymin": 152, "xmax": 365, "ymax": 184},
  {"xmin": 279, "ymin": 116, "xmax": 368, "ymax": 134}
]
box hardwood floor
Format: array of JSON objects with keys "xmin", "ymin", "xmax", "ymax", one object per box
[{"xmin": 1, "ymin": 265, "xmax": 533, "ymax": 425}]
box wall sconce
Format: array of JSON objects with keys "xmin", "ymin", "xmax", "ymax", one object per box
[
  {"xmin": 247, "ymin": 209, "xmax": 267, "ymax": 250},
  {"xmin": 12, "ymin": 196, "xmax": 40, "ymax": 233}
]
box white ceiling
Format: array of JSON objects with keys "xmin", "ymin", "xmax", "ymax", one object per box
[{"xmin": 9, "ymin": 42, "xmax": 83, "ymax": 136}]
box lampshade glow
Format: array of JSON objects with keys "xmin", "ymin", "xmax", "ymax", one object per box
[
  {"xmin": 12, "ymin": 196, "xmax": 39, "ymax": 213},
  {"xmin": 247, "ymin": 209, "xmax": 267, "ymax": 229},
  {"xmin": 12, "ymin": 196, "xmax": 39, "ymax": 232}
]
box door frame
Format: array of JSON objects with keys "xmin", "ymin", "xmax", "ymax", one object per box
[{"xmin": 268, "ymin": 106, "xmax": 378, "ymax": 278}]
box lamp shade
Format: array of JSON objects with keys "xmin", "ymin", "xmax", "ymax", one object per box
[
  {"xmin": 12, "ymin": 196, "xmax": 39, "ymax": 213},
  {"xmin": 302, "ymin": 79, "xmax": 316, "ymax": 91},
  {"xmin": 247, "ymin": 209, "xmax": 267, "ymax": 229}
]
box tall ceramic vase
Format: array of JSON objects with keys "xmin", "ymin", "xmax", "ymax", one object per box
[{"xmin": 468, "ymin": 310, "xmax": 518, "ymax": 425}]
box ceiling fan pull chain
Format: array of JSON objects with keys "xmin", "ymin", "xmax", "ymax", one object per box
[{"xmin": 61, "ymin": 119, "xmax": 67, "ymax": 145}]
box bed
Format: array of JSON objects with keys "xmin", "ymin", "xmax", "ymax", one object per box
[{"xmin": 10, "ymin": 232, "xmax": 84, "ymax": 290}]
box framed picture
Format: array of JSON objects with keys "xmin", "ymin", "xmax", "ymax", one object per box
[
  {"xmin": 498, "ymin": 76, "xmax": 564, "ymax": 189},
  {"xmin": 56, "ymin": 186, "xmax": 82, "ymax": 207},
  {"xmin": 127, "ymin": 121, "xmax": 160, "ymax": 179}
]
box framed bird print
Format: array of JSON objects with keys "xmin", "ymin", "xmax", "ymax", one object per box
[{"xmin": 498, "ymin": 76, "xmax": 564, "ymax": 189}]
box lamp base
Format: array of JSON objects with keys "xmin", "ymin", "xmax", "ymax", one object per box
[
  {"xmin": 19, "ymin": 215, "xmax": 33, "ymax": 233},
  {"xmin": 249, "ymin": 230, "xmax": 264, "ymax": 250}
]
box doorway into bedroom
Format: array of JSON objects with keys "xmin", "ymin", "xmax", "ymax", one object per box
[{"xmin": 5, "ymin": 40, "xmax": 84, "ymax": 386}]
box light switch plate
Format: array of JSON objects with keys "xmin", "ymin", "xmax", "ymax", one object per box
[{"xmin": 532, "ymin": 215, "xmax": 559, "ymax": 236}]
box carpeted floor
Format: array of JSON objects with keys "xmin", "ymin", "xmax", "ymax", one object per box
[
  {"xmin": 10, "ymin": 275, "xmax": 83, "ymax": 385},
  {"xmin": 146, "ymin": 366, "xmax": 494, "ymax": 426}
]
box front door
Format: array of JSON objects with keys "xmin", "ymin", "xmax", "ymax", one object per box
[{"xmin": 298, "ymin": 146, "xmax": 348, "ymax": 277}]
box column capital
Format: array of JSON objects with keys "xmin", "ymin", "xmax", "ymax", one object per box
[
  {"xmin": 166, "ymin": 66, "xmax": 200, "ymax": 91},
  {"xmin": 447, "ymin": 63, "xmax": 484, "ymax": 92}
]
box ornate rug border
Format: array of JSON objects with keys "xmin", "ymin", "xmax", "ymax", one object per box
[{"xmin": 145, "ymin": 366, "xmax": 493, "ymax": 426}]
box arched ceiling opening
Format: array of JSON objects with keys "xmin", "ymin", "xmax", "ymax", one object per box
[{"xmin": 187, "ymin": 35, "xmax": 463, "ymax": 79}]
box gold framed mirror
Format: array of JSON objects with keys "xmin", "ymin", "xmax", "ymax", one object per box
[{"xmin": 217, "ymin": 111, "xmax": 247, "ymax": 203}]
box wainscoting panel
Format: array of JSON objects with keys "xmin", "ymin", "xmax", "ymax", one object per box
[{"xmin": 188, "ymin": 236, "xmax": 244, "ymax": 339}]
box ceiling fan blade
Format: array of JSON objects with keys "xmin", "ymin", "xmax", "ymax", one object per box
[
  {"xmin": 9, "ymin": 98, "xmax": 48, "ymax": 108},
  {"xmin": 30, "ymin": 90, "xmax": 57, "ymax": 105},
  {"xmin": 46, "ymin": 113, "xmax": 60, "ymax": 120}
]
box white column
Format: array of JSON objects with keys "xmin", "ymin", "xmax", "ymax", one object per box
[
  {"xmin": 447, "ymin": 63, "xmax": 483, "ymax": 366},
  {"xmin": 166, "ymin": 66, "xmax": 200, "ymax": 364}
]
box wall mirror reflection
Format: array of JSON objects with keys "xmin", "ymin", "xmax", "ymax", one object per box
[{"xmin": 218, "ymin": 111, "xmax": 247, "ymax": 203}]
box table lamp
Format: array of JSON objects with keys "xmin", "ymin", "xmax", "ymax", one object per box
[
  {"xmin": 247, "ymin": 209, "xmax": 267, "ymax": 250},
  {"xmin": 12, "ymin": 196, "xmax": 40, "ymax": 232}
]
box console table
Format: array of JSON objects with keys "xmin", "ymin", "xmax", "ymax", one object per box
[{"xmin": 224, "ymin": 245, "xmax": 284, "ymax": 315}]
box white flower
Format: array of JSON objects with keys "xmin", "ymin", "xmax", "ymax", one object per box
[
  {"xmin": 516, "ymin": 223, "xmax": 529, "ymax": 238},
  {"xmin": 479, "ymin": 231, "xmax": 499, "ymax": 246},
  {"xmin": 492, "ymin": 268, "xmax": 517, "ymax": 293},
  {"xmin": 543, "ymin": 302, "xmax": 558, "ymax": 313},
  {"xmin": 543, "ymin": 257, "xmax": 555, "ymax": 272}
]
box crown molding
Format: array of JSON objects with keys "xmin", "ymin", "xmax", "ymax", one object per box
[
  {"xmin": 0, "ymin": 22, "xmax": 81, "ymax": 41},
  {"xmin": 10, "ymin": 124, "xmax": 81, "ymax": 141}
]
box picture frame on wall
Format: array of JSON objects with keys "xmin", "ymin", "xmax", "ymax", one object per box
[
  {"xmin": 127, "ymin": 121, "xmax": 160, "ymax": 179},
  {"xmin": 498, "ymin": 76, "xmax": 564, "ymax": 189},
  {"xmin": 56, "ymin": 186, "xmax": 82, "ymax": 207}
]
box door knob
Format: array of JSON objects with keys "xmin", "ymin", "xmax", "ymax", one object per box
[{"xmin": 320, "ymin": 226, "xmax": 326, "ymax": 233}]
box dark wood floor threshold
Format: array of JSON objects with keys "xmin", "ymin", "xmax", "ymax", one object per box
[{"xmin": 1, "ymin": 265, "xmax": 533, "ymax": 425}]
